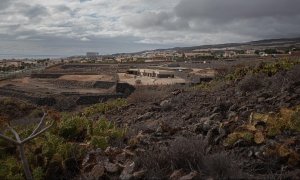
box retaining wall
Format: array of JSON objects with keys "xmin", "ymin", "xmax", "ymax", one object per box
[
  {"xmin": 31, "ymin": 73, "xmax": 64, "ymax": 78},
  {"xmin": 0, "ymin": 87, "xmax": 56, "ymax": 106},
  {"xmin": 76, "ymin": 94, "xmax": 123, "ymax": 105},
  {"xmin": 116, "ymin": 83, "xmax": 135, "ymax": 95},
  {"xmin": 93, "ymin": 81, "xmax": 116, "ymax": 89},
  {"xmin": 0, "ymin": 82, "xmax": 135, "ymax": 109}
]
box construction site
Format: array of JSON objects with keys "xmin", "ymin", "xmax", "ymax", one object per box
[
  {"xmin": 0, "ymin": 60, "xmax": 235, "ymax": 110},
  {"xmin": 0, "ymin": 64, "xmax": 136, "ymax": 110}
]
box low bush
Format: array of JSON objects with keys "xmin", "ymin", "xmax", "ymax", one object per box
[
  {"xmin": 0, "ymin": 98, "xmax": 35, "ymax": 124},
  {"xmin": 83, "ymin": 98, "xmax": 127, "ymax": 117},
  {"xmin": 205, "ymin": 152, "xmax": 244, "ymax": 179},
  {"xmin": 90, "ymin": 118, "xmax": 127, "ymax": 149},
  {"xmin": 0, "ymin": 99, "xmax": 128, "ymax": 179},
  {"xmin": 136, "ymin": 136, "xmax": 243, "ymax": 179},
  {"xmin": 58, "ymin": 115, "xmax": 89, "ymax": 141},
  {"xmin": 90, "ymin": 136, "xmax": 109, "ymax": 149},
  {"xmin": 0, "ymin": 156, "xmax": 23, "ymax": 180},
  {"xmin": 223, "ymin": 106, "xmax": 300, "ymax": 148},
  {"xmin": 238, "ymin": 74, "xmax": 266, "ymax": 93},
  {"xmin": 225, "ymin": 57, "xmax": 300, "ymax": 81}
]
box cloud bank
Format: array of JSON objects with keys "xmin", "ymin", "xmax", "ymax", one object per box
[{"xmin": 0, "ymin": 0, "xmax": 299, "ymax": 55}]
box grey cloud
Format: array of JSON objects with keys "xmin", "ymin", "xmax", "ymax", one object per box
[
  {"xmin": 5, "ymin": 3, "xmax": 50, "ymax": 23},
  {"xmin": 124, "ymin": 12, "xmax": 189, "ymax": 30},
  {"xmin": 124, "ymin": 12, "xmax": 171, "ymax": 29},
  {"xmin": 23, "ymin": 4, "xmax": 49, "ymax": 19},
  {"xmin": 175, "ymin": 0, "xmax": 300, "ymax": 22},
  {"xmin": 0, "ymin": 0, "xmax": 11, "ymax": 10},
  {"xmin": 125, "ymin": 0, "xmax": 300, "ymax": 42},
  {"xmin": 1, "ymin": 0, "xmax": 300, "ymax": 56},
  {"xmin": 80, "ymin": 0, "xmax": 92, "ymax": 3},
  {"xmin": 0, "ymin": 34, "xmax": 170, "ymax": 56},
  {"xmin": 173, "ymin": 0, "xmax": 300, "ymax": 38},
  {"xmin": 53, "ymin": 5, "xmax": 72, "ymax": 13}
]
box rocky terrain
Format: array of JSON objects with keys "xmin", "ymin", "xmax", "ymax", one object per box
[
  {"xmin": 0, "ymin": 58, "xmax": 299, "ymax": 180},
  {"xmin": 79, "ymin": 58, "xmax": 300, "ymax": 179}
]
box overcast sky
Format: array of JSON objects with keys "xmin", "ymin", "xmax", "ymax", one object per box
[{"xmin": 0, "ymin": 0, "xmax": 300, "ymax": 56}]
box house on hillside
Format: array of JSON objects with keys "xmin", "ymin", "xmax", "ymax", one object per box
[
  {"xmin": 1, "ymin": 60, "xmax": 22, "ymax": 67},
  {"xmin": 185, "ymin": 52, "xmax": 212, "ymax": 59},
  {"xmin": 223, "ymin": 51, "xmax": 237, "ymax": 58},
  {"xmin": 259, "ymin": 52, "xmax": 268, "ymax": 57},
  {"xmin": 246, "ymin": 50, "xmax": 256, "ymax": 54}
]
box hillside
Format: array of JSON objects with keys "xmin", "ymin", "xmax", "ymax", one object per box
[
  {"xmin": 111, "ymin": 37, "xmax": 300, "ymax": 56},
  {"xmin": 0, "ymin": 57, "xmax": 299, "ymax": 179}
]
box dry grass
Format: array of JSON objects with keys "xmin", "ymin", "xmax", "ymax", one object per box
[
  {"xmin": 238, "ymin": 73, "xmax": 266, "ymax": 93},
  {"xmin": 135, "ymin": 136, "xmax": 244, "ymax": 179}
]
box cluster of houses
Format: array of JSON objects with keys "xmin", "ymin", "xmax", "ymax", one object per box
[
  {"xmin": 55, "ymin": 47, "xmax": 300, "ymax": 65},
  {"xmin": 78, "ymin": 47, "xmax": 300, "ymax": 64},
  {"xmin": 0, "ymin": 59, "xmax": 59, "ymax": 71}
]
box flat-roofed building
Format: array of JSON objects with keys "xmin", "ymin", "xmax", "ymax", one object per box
[{"xmin": 126, "ymin": 68, "xmax": 175, "ymax": 78}]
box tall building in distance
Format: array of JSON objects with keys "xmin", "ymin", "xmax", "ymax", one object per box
[{"xmin": 86, "ymin": 52, "xmax": 99, "ymax": 57}]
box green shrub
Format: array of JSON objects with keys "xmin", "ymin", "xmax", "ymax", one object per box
[
  {"xmin": 238, "ymin": 74, "xmax": 265, "ymax": 93},
  {"xmin": 93, "ymin": 118, "xmax": 114, "ymax": 136},
  {"xmin": 225, "ymin": 57, "xmax": 300, "ymax": 81},
  {"xmin": 91, "ymin": 136, "xmax": 109, "ymax": 149},
  {"xmin": 0, "ymin": 156, "xmax": 23, "ymax": 179},
  {"xmin": 42, "ymin": 133, "xmax": 65, "ymax": 159},
  {"xmin": 58, "ymin": 115, "xmax": 89, "ymax": 140},
  {"xmin": 33, "ymin": 167, "xmax": 45, "ymax": 180},
  {"xmin": 0, "ymin": 102, "xmax": 128, "ymax": 179},
  {"xmin": 90, "ymin": 118, "xmax": 126, "ymax": 149},
  {"xmin": 57, "ymin": 142, "xmax": 85, "ymax": 160},
  {"xmin": 83, "ymin": 98, "xmax": 127, "ymax": 117}
]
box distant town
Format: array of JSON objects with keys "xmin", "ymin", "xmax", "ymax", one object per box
[{"xmin": 1, "ymin": 38, "xmax": 300, "ymax": 82}]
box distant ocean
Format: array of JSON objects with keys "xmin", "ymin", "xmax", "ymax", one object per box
[{"xmin": 0, "ymin": 54, "xmax": 65, "ymax": 60}]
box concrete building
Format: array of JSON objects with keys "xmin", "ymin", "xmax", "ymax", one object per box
[
  {"xmin": 223, "ymin": 51, "xmax": 237, "ymax": 58},
  {"xmin": 127, "ymin": 69, "xmax": 175, "ymax": 78},
  {"xmin": 259, "ymin": 52, "xmax": 268, "ymax": 57},
  {"xmin": 185, "ymin": 52, "xmax": 212, "ymax": 58},
  {"xmin": 246, "ymin": 50, "xmax": 256, "ymax": 54}
]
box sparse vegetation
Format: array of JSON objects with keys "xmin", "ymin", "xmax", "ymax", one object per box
[
  {"xmin": 193, "ymin": 57, "xmax": 300, "ymax": 92},
  {"xmin": 0, "ymin": 56, "xmax": 300, "ymax": 179},
  {"xmin": 0, "ymin": 98, "xmax": 127, "ymax": 179},
  {"xmin": 136, "ymin": 137, "xmax": 244, "ymax": 179},
  {"xmin": 223, "ymin": 106, "xmax": 300, "ymax": 151},
  {"xmin": 225, "ymin": 57, "xmax": 300, "ymax": 81},
  {"xmin": 83, "ymin": 98, "xmax": 127, "ymax": 117},
  {"xmin": 238, "ymin": 74, "xmax": 265, "ymax": 92}
]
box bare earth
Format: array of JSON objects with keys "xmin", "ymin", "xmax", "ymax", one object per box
[
  {"xmin": 118, "ymin": 73, "xmax": 187, "ymax": 85},
  {"xmin": 0, "ymin": 76, "xmax": 115, "ymax": 95},
  {"xmin": 58, "ymin": 75, "xmax": 113, "ymax": 81}
]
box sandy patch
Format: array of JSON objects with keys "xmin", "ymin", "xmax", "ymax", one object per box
[
  {"xmin": 118, "ymin": 73, "xmax": 187, "ymax": 86},
  {"xmin": 58, "ymin": 75, "xmax": 113, "ymax": 81}
]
